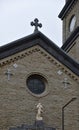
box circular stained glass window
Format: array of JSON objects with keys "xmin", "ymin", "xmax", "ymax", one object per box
[{"xmin": 27, "ymin": 74, "xmax": 45, "ymax": 94}]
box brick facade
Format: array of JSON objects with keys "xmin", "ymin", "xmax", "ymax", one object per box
[
  {"xmin": 67, "ymin": 37, "xmax": 79, "ymax": 62},
  {"xmin": 63, "ymin": 0, "xmax": 79, "ymax": 43},
  {"xmin": 0, "ymin": 1, "xmax": 79, "ymax": 130},
  {"xmin": 0, "ymin": 46, "xmax": 79, "ymax": 130}
]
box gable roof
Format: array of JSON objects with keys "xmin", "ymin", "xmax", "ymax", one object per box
[
  {"xmin": 58, "ymin": 0, "xmax": 77, "ymax": 20},
  {"xmin": 0, "ymin": 31, "xmax": 79, "ymax": 76},
  {"xmin": 61, "ymin": 26, "xmax": 79, "ymax": 52}
]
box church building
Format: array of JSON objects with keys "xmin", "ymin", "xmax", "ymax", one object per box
[{"xmin": 0, "ymin": 0, "xmax": 79, "ymax": 130}]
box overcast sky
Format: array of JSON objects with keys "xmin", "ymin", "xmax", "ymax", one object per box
[{"xmin": 0, "ymin": 0, "xmax": 65, "ymax": 47}]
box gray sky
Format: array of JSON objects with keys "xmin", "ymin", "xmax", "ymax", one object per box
[{"xmin": 0, "ymin": 0, "xmax": 65, "ymax": 47}]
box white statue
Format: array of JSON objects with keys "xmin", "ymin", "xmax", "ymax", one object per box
[{"xmin": 36, "ymin": 103, "xmax": 43, "ymax": 120}]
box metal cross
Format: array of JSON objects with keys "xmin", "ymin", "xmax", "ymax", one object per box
[
  {"xmin": 31, "ymin": 18, "xmax": 42, "ymax": 32},
  {"xmin": 5, "ymin": 69, "xmax": 13, "ymax": 80},
  {"xmin": 62, "ymin": 78, "xmax": 71, "ymax": 88}
]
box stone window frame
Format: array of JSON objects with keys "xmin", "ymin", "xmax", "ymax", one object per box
[
  {"xmin": 69, "ymin": 14, "xmax": 76, "ymax": 32},
  {"xmin": 26, "ymin": 73, "xmax": 49, "ymax": 97}
]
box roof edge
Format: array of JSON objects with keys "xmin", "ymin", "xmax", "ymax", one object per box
[
  {"xmin": 61, "ymin": 27, "xmax": 79, "ymax": 51},
  {"xmin": 58, "ymin": 0, "xmax": 77, "ymax": 20},
  {"xmin": 0, "ymin": 31, "xmax": 41, "ymax": 52},
  {"xmin": 0, "ymin": 31, "xmax": 79, "ymax": 76}
]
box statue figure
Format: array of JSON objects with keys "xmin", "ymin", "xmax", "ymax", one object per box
[{"xmin": 36, "ymin": 103, "xmax": 43, "ymax": 120}]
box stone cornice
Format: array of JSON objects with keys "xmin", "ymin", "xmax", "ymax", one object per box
[
  {"xmin": 61, "ymin": 27, "xmax": 79, "ymax": 52},
  {"xmin": 0, "ymin": 31, "xmax": 79, "ymax": 77},
  {"xmin": 58, "ymin": 0, "xmax": 77, "ymax": 20},
  {"xmin": 0, "ymin": 46, "xmax": 78, "ymax": 82}
]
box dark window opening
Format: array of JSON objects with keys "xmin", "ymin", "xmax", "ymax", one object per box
[{"xmin": 27, "ymin": 74, "xmax": 45, "ymax": 94}]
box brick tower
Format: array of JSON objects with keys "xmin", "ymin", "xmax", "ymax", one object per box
[{"xmin": 59, "ymin": 0, "xmax": 79, "ymax": 62}]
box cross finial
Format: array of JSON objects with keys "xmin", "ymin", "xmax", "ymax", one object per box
[{"xmin": 31, "ymin": 18, "xmax": 42, "ymax": 32}]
